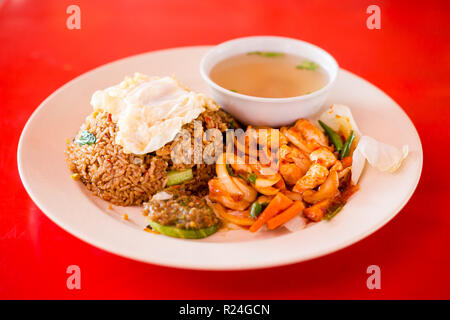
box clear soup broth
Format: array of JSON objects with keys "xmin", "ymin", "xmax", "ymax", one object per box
[{"xmin": 209, "ymin": 52, "xmax": 328, "ymax": 98}]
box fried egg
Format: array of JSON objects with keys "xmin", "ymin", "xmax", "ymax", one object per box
[{"xmin": 90, "ymin": 73, "xmax": 213, "ymax": 154}]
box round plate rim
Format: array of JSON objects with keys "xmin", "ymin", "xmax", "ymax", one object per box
[{"xmin": 17, "ymin": 46, "xmax": 423, "ymax": 270}]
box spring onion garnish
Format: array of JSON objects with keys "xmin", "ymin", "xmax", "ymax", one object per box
[
  {"xmin": 248, "ymin": 173, "xmax": 257, "ymax": 184},
  {"xmin": 247, "ymin": 51, "xmax": 284, "ymax": 57},
  {"xmin": 76, "ymin": 130, "xmax": 96, "ymax": 146},
  {"xmin": 296, "ymin": 60, "xmax": 318, "ymax": 71}
]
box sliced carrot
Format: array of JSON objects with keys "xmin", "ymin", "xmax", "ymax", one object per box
[
  {"xmin": 267, "ymin": 201, "xmax": 305, "ymax": 230},
  {"xmin": 341, "ymin": 156, "xmax": 352, "ymax": 168},
  {"xmin": 249, "ymin": 192, "xmax": 293, "ymax": 232}
]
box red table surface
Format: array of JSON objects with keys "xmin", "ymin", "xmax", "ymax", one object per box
[{"xmin": 1, "ymin": 0, "xmax": 449, "ymax": 300}]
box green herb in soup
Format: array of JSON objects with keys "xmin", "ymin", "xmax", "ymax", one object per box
[
  {"xmin": 247, "ymin": 51, "xmax": 284, "ymax": 57},
  {"xmin": 210, "ymin": 53, "xmax": 328, "ymax": 98},
  {"xmin": 296, "ymin": 60, "xmax": 318, "ymax": 71}
]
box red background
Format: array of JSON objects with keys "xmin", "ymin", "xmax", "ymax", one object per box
[{"xmin": 1, "ymin": 0, "xmax": 449, "ymax": 299}]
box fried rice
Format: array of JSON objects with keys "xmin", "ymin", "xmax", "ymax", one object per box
[{"xmin": 65, "ymin": 108, "xmax": 235, "ymax": 206}]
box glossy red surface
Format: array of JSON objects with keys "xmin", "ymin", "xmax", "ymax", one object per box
[{"xmin": 1, "ymin": 0, "xmax": 449, "ymax": 299}]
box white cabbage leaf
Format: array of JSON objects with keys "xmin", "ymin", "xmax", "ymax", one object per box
[
  {"xmin": 319, "ymin": 104, "xmax": 362, "ymax": 139},
  {"xmin": 319, "ymin": 104, "xmax": 409, "ymax": 184},
  {"xmin": 351, "ymin": 136, "xmax": 409, "ymax": 184}
]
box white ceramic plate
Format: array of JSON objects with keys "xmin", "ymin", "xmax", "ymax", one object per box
[{"xmin": 18, "ymin": 46, "xmax": 423, "ymax": 270}]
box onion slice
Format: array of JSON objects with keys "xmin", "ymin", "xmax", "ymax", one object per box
[
  {"xmin": 283, "ymin": 215, "xmax": 308, "ymax": 232},
  {"xmin": 254, "ymin": 174, "xmax": 281, "ymax": 188},
  {"xmin": 216, "ymin": 153, "xmax": 243, "ymax": 199},
  {"xmin": 232, "ymin": 177, "xmax": 257, "ymax": 203}
]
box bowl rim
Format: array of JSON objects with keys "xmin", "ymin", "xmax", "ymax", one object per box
[{"xmin": 200, "ymin": 35, "xmax": 339, "ymax": 103}]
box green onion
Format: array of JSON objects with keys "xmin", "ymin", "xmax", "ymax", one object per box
[
  {"xmin": 230, "ymin": 89, "xmax": 238, "ymax": 93},
  {"xmin": 318, "ymin": 120, "xmax": 344, "ymax": 152},
  {"xmin": 166, "ymin": 169, "xmax": 194, "ymax": 186},
  {"xmin": 264, "ymin": 52, "xmax": 284, "ymax": 57},
  {"xmin": 247, "ymin": 51, "xmax": 284, "ymax": 57},
  {"xmin": 296, "ymin": 60, "xmax": 318, "ymax": 71},
  {"xmin": 76, "ymin": 130, "xmax": 96, "ymax": 146},
  {"xmin": 340, "ymin": 131, "xmax": 355, "ymax": 159},
  {"xmin": 324, "ymin": 204, "xmax": 344, "ymax": 220},
  {"xmin": 250, "ymin": 201, "xmax": 262, "ymax": 218},
  {"xmin": 248, "ymin": 173, "xmax": 257, "ymax": 184}
]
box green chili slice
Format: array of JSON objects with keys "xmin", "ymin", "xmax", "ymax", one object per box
[
  {"xmin": 318, "ymin": 120, "xmax": 344, "ymax": 152},
  {"xmin": 76, "ymin": 130, "xmax": 96, "ymax": 146}
]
